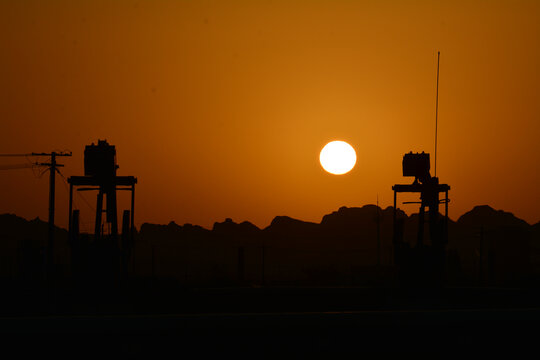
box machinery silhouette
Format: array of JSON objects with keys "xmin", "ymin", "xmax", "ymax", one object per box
[
  {"xmin": 392, "ymin": 152, "xmax": 450, "ymax": 286},
  {"xmin": 68, "ymin": 140, "xmax": 137, "ymax": 281}
]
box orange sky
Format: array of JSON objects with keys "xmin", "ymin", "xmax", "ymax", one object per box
[{"xmin": 1, "ymin": 0, "xmax": 539, "ymax": 230}]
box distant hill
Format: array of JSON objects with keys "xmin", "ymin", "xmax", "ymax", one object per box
[
  {"xmin": 137, "ymin": 204, "xmax": 540, "ymax": 286},
  {"xmin": 0, "ymin": 213, "xmax": 69, "ymax": 279},
  {"xmin": 1, "ymin": 205, "xmax": 538, "ymax": 286},
  {"xmin": 213, "ymin": 218, "xmax": 260, "ymax": 236},
  {"xmin": 0, "ymin": 213, "xmax": 68, "ymax": 246},
  {"xmin": 457, "ymin": 205, "xmax": 530, "ymax": 228}
]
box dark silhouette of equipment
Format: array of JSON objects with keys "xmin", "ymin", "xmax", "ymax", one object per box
[
  {"xmin": 68, "ymin": 140, "xmax": 136, "ymax": 280},
  {"xmin": 0, "ymin": 151, "xmax": 72, "ymax": 282},
  {"xmin": 392, "ymin": 152, "xmax": 450, "ymax": 286},
  {"xmin": 391, "ymin": 52, "xmax": 449, "ymax": 286}
]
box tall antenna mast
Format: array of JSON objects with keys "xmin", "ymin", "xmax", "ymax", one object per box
[{"xmin": 434, "ymin": 51, "xmax": 440, "ymax": 177}]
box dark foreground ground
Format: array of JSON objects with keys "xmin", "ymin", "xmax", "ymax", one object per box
[{"xmin": 1, "ymin": 286, "xmax": 539, "ymax": 357}]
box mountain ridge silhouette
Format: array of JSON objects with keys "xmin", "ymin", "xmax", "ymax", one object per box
[
  {"xmin": 1, "ymin": 204, "xmax": 535, "ymax": 237},
  {"xmin": 0, "ymin": 204, "xmax": 538, "ymax": 287}
]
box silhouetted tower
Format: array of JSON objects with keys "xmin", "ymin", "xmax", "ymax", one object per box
[
  {"xmin": 392, "ymin": 152, "xmax": 450, "ymax": 286},
  {"xmin": 68, "ymin": 140, "xmax": 137, "ymax": 280}
]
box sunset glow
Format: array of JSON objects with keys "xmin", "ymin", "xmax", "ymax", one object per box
[{"xmin": 0, "ymin": 1, "xmax": 539, "ymax": 228}]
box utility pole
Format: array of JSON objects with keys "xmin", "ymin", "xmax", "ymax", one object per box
[
  {"xmin": 0, "ymin": 150, "xmax": 72, "ymax": 282},
  {"xmin": 34, "ymin": 151, "xmax": 72, "ymax": 282}
]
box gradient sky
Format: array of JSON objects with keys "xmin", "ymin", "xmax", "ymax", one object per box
[{"xmin": 1, "ymin": 0, "xmax": 539, "ymax": 231}]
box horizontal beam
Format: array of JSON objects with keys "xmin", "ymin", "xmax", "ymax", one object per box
[
  {"xmin": 77, "ymin": 187, "xmax": 135, "ymax": 191},
  {"xmin": 392, "ymin": 183, "xmax": 450, "ymax": 193},
  {"xmin": 68, "ymin": 175, "xmax": 137, "ymax": 186},
  {"xmin": 36, "ymin": 163, "xmax": 64, "ymax": 167},
  {"xmin": 32, "ymin": 152, "xmax": 72, "ymax": 157}
]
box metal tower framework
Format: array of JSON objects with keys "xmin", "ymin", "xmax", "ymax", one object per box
[{"xmin": 67, "ymin": 141, "xmax": 136, "ymax": 264}]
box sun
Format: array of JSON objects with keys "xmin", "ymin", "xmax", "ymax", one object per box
[{"xmin": 319, "ymin": 141, "xmax": 357, "ymax": 175}]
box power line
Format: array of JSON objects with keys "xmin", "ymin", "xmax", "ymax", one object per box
[
  {"xmin": 0, "ymin": 153, "xmax": 34, "ymax": 157},
  {"xmin": 0, "ymin": 163, "xmax": 34, "ymax": 170},
  {"xmin": 57, "ymin": 170, "xmax": 94, "ymax": 233},
  {"xmin": 57, "ymin": 169, "xmax": 95, "ymax": 212}
]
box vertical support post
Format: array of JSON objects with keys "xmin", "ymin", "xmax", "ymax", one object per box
[
  {"xmin": 68, "ymin": 182, "xmax": 73, "ymax": 235},
  {"xmin": 47, "ymin": 152, "xmax": 56, "ymax": 281},
  {"xmin": 95, "ymin": 189, "xmax": 103, "ymax": 240},
  {"xmin": 428, "ymin": 181, "xmax": 440, "ymax": 248},
  {"xmin": 72, "ymin": 210, "xmax": 80, "ymax": 236},
  {"xmin": 106, "ymin": 186, "xmax": 118, "ymax": 240},
  {"xmin": 121, "ymin": 210, "xmax": 130, "ymax": 279},
  {"xmin": 445, "ymin": 190, "xmax": 449, "ymax": 214},
  {"xmin": 71, "ymin": 210, "xmax": 80, "ymax": 279},
  {"xmin": 130, "ymin": 184, "xmax": 136, "ymax": 275},
  {"xmin": 392, "ymin": 190, "xmax": 397, "ymax": 267},
  {"xmin": 417, "ymin": 205, "xmax": 425, "ymax": 247},
  {"xmin": 131, "ymin": 183, "xmax": 135, "ymax": 241},
  {"xmin": 68, "ymin": 182, "xmax": 74, "ymax": 279},
  {"xmin": 393, "ymin": 190, "xmax": 397, "ymax": 243},
  {"xmin": 445, "ymin": 190, "xmax": 449, "ymax": 243},
  {"xmin": 121, "ymin": 210, "xmax": 130, "ymax": 250}
]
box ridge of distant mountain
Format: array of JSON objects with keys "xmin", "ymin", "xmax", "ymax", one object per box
[
  {"xmin": 0, "ymin": 213, "xmax": 67, "ymax": 241},
  {"xmin": 2, "ymin": 206, "xmax": 537, "ymax": 286},
  {"xmin": 321, "ymin": 205, "xmax": 400, "ymax": 226},
  {"xmin": 0, "ymin": 214, "xmax": 70, "ymax": 266},
  {"xmin": 138, "ymin": 221, "xmax": 210, "ymax": 244},
  {"xmin": 213, "ymin": 218, "xmax": 260, "ymax": 235},
  {"xmin": 140, "ymin": 220, "xmax": 208, "ymax": 234},
  {"xmin": 264, "ymin": 216, "xmax": 319, "ymax": 235},
  {"xmin": 457, "ymin": 205, "xmax": 530, "ymax": 228},
  {"xmin": 1, "ymin": 205, "xmax": 536, "ymax": 243}
]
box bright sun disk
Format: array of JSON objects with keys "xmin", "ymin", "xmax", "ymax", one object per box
[{"xmin": 319, "ymin": 141, "xmax": 356, "ymax": 175}]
